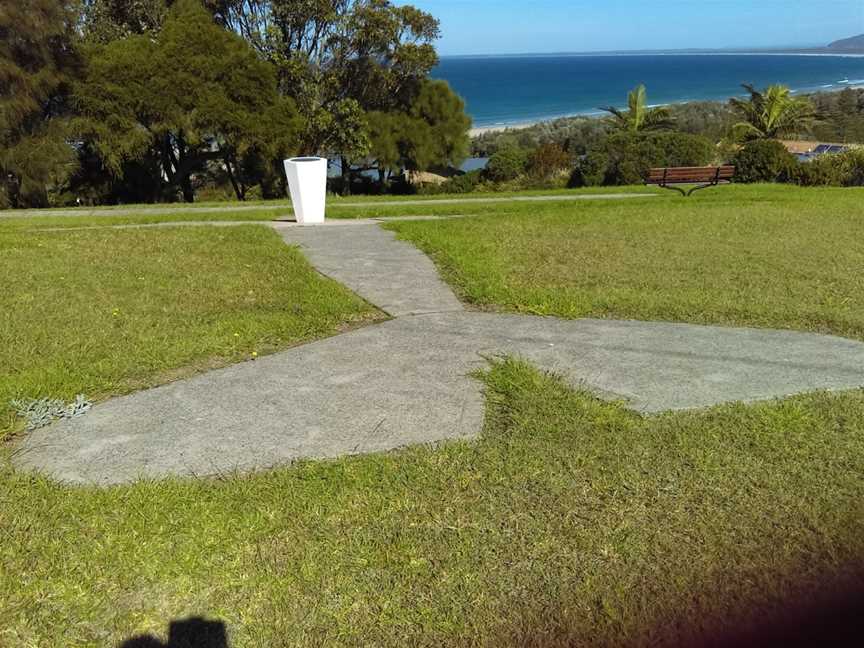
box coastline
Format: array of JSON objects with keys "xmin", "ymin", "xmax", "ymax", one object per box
[
  {"xmin": 469, "ymin": 82, "xmax": 864, "ymax": 137},
  {"xmin": 470, "ymin": 121, "xmax": 540, "ymax": 137},
  {"xmin": 470, "ymin": 110, "xmax": 607, "ymax": 136}
]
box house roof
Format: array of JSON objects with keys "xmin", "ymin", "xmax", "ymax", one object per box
[{"xmin": 778, "ymin": 140, "xmax": 855, "ymax": 154}]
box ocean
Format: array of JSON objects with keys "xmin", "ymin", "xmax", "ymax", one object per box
[{"xmin": 432, "ymin": 54, "xmax": 864, "ymax": 128}]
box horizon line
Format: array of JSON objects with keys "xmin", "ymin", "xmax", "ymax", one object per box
[{"xmin": 437, "ymin": 42, "xmax": 857, "ymax": 59}]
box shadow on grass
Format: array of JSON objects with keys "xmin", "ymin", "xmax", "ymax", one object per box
[
  {"xmin": 494, "ymin": 566, "xmax": 864, "ymax": 647},
  {"xmin": 119, "ymin": 617, "xmax": 228, "ymax": 648}
]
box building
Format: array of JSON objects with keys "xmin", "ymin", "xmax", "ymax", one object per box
[{"xmin": 779, "ymin": 140, "xmax": 854, "ymax": 161}]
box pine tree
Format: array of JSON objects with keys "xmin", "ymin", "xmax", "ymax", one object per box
[
  {"xmin": 0, "ymin": 0, "xmax": 80, "ymax": 208},
  {"xmin": 366, "ymin": 79, "xmax": 470, "ymax": 186}
]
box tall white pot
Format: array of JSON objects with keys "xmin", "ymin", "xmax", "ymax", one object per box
[{"xmin": 283, "ymin": 157, "xmax": 328, "ymax": 225}]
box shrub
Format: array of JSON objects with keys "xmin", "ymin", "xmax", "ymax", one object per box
[
  {"xmin": 471, "ymin": 116, "xmax": 608, "ymax": 157},
  {"xmin": 732, "ymin": 140, "xmax": 797, "ymax": 183},
  {"xmin": 569, "ymin": 151, "xmax": 609, "ymax": 187},
  {"xmin": 527, "ymin": 143, "xmax": 572, "ymax": 178},
  {"xmin": 613, "ymin": 159, "xmax": 645, "ymax": 186},
  {"xmin": 484, "ymin": 146, "xmax": 529, "ymax": 182},
  {"xmin": 418, "ymin": 170, "xmax": 483, "ymax": 195},
  {"xmin": 845, "ymin": 147, "xmax": 864, "ymax": 185},
  {"xmin": 790, "ymin": 154, "xmax": 848, "ymax": 187},
  {"xmin": 572, "ymin": 132, "xmax": 715, "ymax": 186},
  {"xmin": 648, "ymin": 131, "xmax": 717, "ymax": 168},
  {"xmin": 607, "ymin": 131, "xmax": 715, "ymax": 184},
  {"xmin": 788, "ymin": 147, "xmax": 864, "ymax": 187}
]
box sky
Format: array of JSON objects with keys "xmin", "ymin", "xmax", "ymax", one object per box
[{"xmin": 395, "ymin": 0, "xmax": 864, "ymax": 57}]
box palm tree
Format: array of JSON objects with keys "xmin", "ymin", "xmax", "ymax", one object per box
[
  {"xmin": 729, "ymin": 84, "xmax": 815, "ymax": 142},
  {"xmin": 600, "ymin": 85, "xmax": 674, "ymax": 133}
]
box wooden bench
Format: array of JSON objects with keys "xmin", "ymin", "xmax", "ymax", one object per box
[{"xmin": 646, "ymin": 166, "xmax": 734, "ymax": 196}]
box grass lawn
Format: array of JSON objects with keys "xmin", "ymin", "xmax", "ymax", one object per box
[
  {"xmin": 3, "ymin": 184, "xmax": 864, "ymax": 645},
  {"xmin": 387, "ymin": 183, "xmax": 864, "ymax": 340},
  {"xmin": 0, "ymin": 201, "xmax": 486, "ymax": 231},
  {"xmin": 0, "ymin": 185, "xmax": 662, "ymax": 230},
  {"xmin": 0, "ymin": 224, "xmax": 380, "ymax": 437},
  {"xmin": 3, "ymin": 183, "xmax": 659, "ymax": 213},
  {"xmin": 2, "ymin": 359, "xmax": 863, "ymax": 646}
]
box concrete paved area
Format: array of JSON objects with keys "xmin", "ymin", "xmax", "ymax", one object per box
[
  {"xmin": 13, "ymin": 218, "xmax": 864, "ymax": 484},
  {"xmin": 15, "ymin": 312, "xmax": 864, "ymax": 485},
  {"xmin": 276, "ymin": 223, "xmax": 465, "ymax": 317},
  {"xmin": 3, "ymin": 192, "xmax": 656, "ymax": 219}
]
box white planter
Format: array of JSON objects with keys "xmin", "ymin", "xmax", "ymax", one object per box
[{"xmin": 283, "ymin": 157, "xmax": 327, "ymax": 225}]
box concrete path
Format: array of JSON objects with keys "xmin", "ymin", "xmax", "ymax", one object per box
[
  {"xmin": 13, "ymin": 219, "xmax": 864, "ymax": 485},
  {"xmin": 277, "ymin": 223, "xmax": 464, "ymax": 317},
  {"xmin": 31, "ymin": 214, "xmax": 467, "ymax": 233},
  {"xmin": 3, "ymin": 192, "xmax": 656, "ymax": 219}
]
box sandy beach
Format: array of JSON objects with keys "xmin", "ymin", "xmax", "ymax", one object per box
[{"xmin": 469, "ymin": 121, "xmax": 541, "ymax": 137}]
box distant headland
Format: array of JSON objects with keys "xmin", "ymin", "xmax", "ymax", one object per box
[{"xmin": 823, "ymin": 34, "xmax": 864, "ymax": 53}]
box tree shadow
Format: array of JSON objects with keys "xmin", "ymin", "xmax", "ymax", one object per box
[{"xmin": 119, "ymin": 617, "xmax": 228, "ymax": 648}]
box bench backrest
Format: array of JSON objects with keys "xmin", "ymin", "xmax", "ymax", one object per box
[{"xmin": 647, "ymin": 166, "xmax": 735, "ymax": 184}]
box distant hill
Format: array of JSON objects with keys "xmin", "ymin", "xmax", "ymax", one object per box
[{"xmin": 825, "ymin": 34, "xmax": 864, "ymax": 52}]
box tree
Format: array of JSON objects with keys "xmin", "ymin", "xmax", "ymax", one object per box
[
  {"xmin": 365, "ymin": 111, "xmax": 411, "ymax": 184},
  {"xmin": 81, "ymin": 0, "xmax": 170, "ymax": 43},
  {"xmin": 365, "ymin": 79, "xmax": 470, "ymax": 186},
  {"xmin": 76, "ymin": 0, "xmax": 299, "ymax": 202},
  {"xmin": 729, "ymin": 84, "xmax": 815, "ymax": 142},
  {"xmin": 836, "ymin": 87, "xmax": 859, "ymax": 116},
  {"xmin": 601, "ymin": 85, "xmax": 673, "ymax": 133},
  {"xmin": 527, "ymin": 143, "xmax": 571, "ymax": 179},
  {"xmin": 471, "ymin": 116, "xmax": 608, "ymax": 158},
  {"xmin": 0, "ymin": 0, "xmax": 81, "ymax": 208},
  {"xmin": 74, "ymin": 0, "xmax": 463, "ymax": 198},
  {"xmin": 732, "ymin": 140, "xmax": 797, "ymax": 183},
  {"xmin": 807, "ymin": 87, "xmax": 864, "ymax": 143},
  {"xmin": 211, "ymin": 1, "xmax": 441, "ymax": 158},
  {"xmin": 572, "ymin": 132, "xmax": 715, "ymax": 186},
  {"xmin": 404, "ymin": 79, "xmax": 471, "ymax": 170},
  {"xmin": 668, "ymin": 101, "xmax": 736, "ymax": 142},
  {"xmin": 484, "ymin": 146, "xmax": 529, "ymax": 183}
]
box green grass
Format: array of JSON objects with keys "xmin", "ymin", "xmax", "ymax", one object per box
[
  {"xmin": 2, "ymin": 183, "xmax": 659, "ymax": 213},
  {"xmin": 0, "ymin": 209, "xmax": 289, "ymax": 231},
  {"xmin": 4, "ymin": 183, "xmax": 864, "ymax": 645},
  {"xmin": 0, "ymin": 202, "xmax": 482, "ymax": 232},
  {"xmin": 0, "ymin": 224, "xmax": 380, "ymax": 437},
  {"xmin": 0, "ymin": 186, "xmax": 662, "ymax": 230},
  {"xmin": 3, "ymin": 359, "xmax": 863, "ymax": 646},
  {"xmin": 0, "ymin": 203, "xmax": 478, "ymax": 230},
  {"xmin": 387, "ymin": 183, "xmax": 864, "ymax": 340}
]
